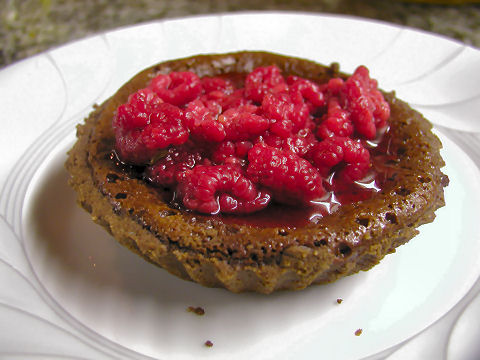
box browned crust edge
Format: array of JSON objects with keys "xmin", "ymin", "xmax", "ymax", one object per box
[{"xmin": 65, "ymin": 51, "xmax": 448, "ymax": 293}]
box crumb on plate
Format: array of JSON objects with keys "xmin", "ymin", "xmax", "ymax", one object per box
[
  {"xmin": 205, "ymin": 340, "xmax": 214, "ymax": 347},
  {"xmin": 187, "ymin": 306, "xmax": 205, "ymax": 315}
]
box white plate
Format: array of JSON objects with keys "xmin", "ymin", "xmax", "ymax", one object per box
[{"xmin": 1, "ymin": 12, "xmax": 480, "ymax": 360}]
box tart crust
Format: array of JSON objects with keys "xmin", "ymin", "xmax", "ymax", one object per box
[{"xmin": 65, "ymin": 51, "xmax": 448, "ymax": 293}]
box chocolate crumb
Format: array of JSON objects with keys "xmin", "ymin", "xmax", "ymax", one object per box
[
  {"xmin": 336, "ymin": 298, "xmax": 343, "ymax": 304},
  {"xmin": 187, "ymin": 306, "xmax": 205, "ymax": 315},
  {"xmin": 355, "ymin": 328, "xmax": 363, "ymax": 336},
  {"xmin": 205, "ymin": 340, "xmax": 214, "ymax": 347}
]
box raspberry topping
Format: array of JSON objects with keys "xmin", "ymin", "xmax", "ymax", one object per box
[
  {"xmin": 149, "ymin": 71, "xmax": 202, "ymax": 107},
  {"xmin": 308, "ymin": 136, "xmax": 371, "ymax": 182},
  {"xmin": 244, "ymin": 65, "xmax": 288, "ymax": 103},
  {"xmin": 317, "ymin": 66, "xmax": 390, "ymax": 140},
  {"xmin": 220, "ymin": 105, "xmax": 269, "ymax": 141},
  {"xmin": 183, "ymin": 99, "xmax": 226, "ymax": 143},
  {"xmin": 145, "ymin": 145, "xmax": 204, "ymax": 187},
  {"xmin": 113, "ymin": 100, "xmax": 188, "ymax": 164},
  {"xmin": 177, "ymin": 165, "xmax": 270, "ymax": 214},
  {"xmin": 247, "ymin": 143, "xmax": 325, "ymax": 205},
  {"xmin": 262, "ymin": 92, "xmax": 310, "ymax": 131},
  {"xmin": 113, "ymin": 65, "xmax": 390, "ymax": 215},
  {"xmin": 114, "ymin": 88, "xmax": 163, "ymax": 131}
]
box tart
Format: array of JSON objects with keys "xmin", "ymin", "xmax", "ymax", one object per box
[{"xmin": 65, "ymin": 51, "xmax": 448, "ymax": 294}]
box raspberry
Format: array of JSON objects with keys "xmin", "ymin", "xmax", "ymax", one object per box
[
  {"xmin": 149, "ymin": 71, "xmax": 202, "ymax": 107},
  {"xmin": 113, "ymin": 88, "xmax": 163, "ymax": 131},
  {"xmin": 197, "ymin": 96, "xmax": 223, "ymax": 116},
  {"xmin": 323, "ymin": 78, "xmax": 344, "ymax": 96},
  {"xmin": 218, "ymin": 89, "xmax": 252, "ymax": 111},
  {"xmin": 199, "ymin": 77, "xmax": 237, "ymax": 113},
  {"xmin": 263, "ymin": 131, "xmax": 317, "ymax": 157},
  {"xmin": 211, "ymin": 140, "xmax": 253, "ymax": 165},
  {"xmin": 287, "ymin": 76, "xmax": 325, "ymax": 110},
  {"xmin": 316, "ymin": 98, "xmax": 353, "ymax": 139},
  {"xmin": 145, "ymin": 146, "xmax": 203, "ymax": 187},
  {"xmin": 142, "ymin": 105, "xmax": 189, "ymax": 148},
  {"xmin": 114, "ymin": 129, "xmax": 155, "ymax": 165},
  {"xmin": 201, "ymin": 76, "xmax": 234, "ymax": 94},
  {"xmin": 183, "ymin": 99, "xmax": 226, "ymax": 142},
  {"xmin": 115, "ymin": 103, "xmax": 189, "ymax": 164},
  {"xmin": 234, "ymin": 141, "xmax": 254, "ymax": 158},
  {"xmin": 247, "ymin": 143, "xmax": 325, "ymax": 205},
  {"xmin": 269, "ymin": 119, "xmax": 294, "ymax": 138},
  {"xmin": 177, "ymin": 165, "xmax": 270, "ymax": 214},
  {"xmin": 342, "ymin": 66, "xmax": 390, "ymax": 139},
  {"xmin": 219, "ymin": 105, "xmax": 269, "ymax": 141},
  {"xmin": 211, "ymin": 141, "xmax": 235, "ymax": 164},
  {"xmin": 244, "ymin": 65, "xmax": 288, "ymax": 103},
  {"xmin": 261, "ymin": 92, "xmax": 310, "ymax": 131},
  {"xmin": 308, "ymin": 136, "xmax": 370, "ymax": 181},
  {"xmin": 219, "ymin": 190, "xmax": 271, "ymax": 214}
]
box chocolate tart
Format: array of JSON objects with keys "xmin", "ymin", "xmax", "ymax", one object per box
[{"xmin": 65, "ymin": 51, "xmax": 448, "ymax": 294}]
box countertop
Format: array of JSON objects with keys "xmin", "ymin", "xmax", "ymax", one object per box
[{"xmin": 1, "ymin": 0, "xmax": 480, "ymax": 68}]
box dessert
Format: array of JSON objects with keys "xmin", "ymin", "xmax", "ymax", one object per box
[{"xmin": 65, "ymin": 51, "xmax": 448, "ymax": 294}]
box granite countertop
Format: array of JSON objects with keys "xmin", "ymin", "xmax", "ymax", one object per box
[{"xmin": 1, "ymin": 0, "xmax": 480, "ymax": 68}]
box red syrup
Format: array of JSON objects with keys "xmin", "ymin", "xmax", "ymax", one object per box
[
  {"xmin": 196, "ymin": 127, "xmax": 393, "ymax": 228},
  {"xmin": 162, "ymin": 142, "xmax": 391, "ymax": 229},
  {"xmin": 115, "ymin": 158, "xmax": 386, "ymax": 229},
  {"xmin": 112, "ymin": 126, "xmax": 394, "ymax": 229},
  {"xmin": 205, "ymin": 168, "xmax": 381, "ymax": 228}
]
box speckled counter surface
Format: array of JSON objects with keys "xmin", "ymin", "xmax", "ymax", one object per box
[{"xmin": 1, "ymin": 0, "xmax": 480, "ymax": 68}]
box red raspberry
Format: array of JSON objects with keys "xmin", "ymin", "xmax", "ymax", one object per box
[
  {"xmin": 183, "ymin": 99, "xmax": 226, "ymax": 142},
  {"xmin": 197, "ymin": 96, "xmax": 223, "ymax": 116},
  {"xmin": 343, "ymin": 66, "xmax": 390, "ymax": 139},
  {"xmin": 211, "ymin": 141, "xmax": 235, "ymax": 164},
  {"xmin": 145, "ymin": 146, "xmax": 203, "ymax": 187},
  {"xmin": 287, "ymin": 76, "xmax": 325, "ymax": 110},
  {"xmin": 219, "ymin": 105, "xmax": 269, "ymax": 141},
  {"xmin": 177, "ymin": 165, "xmax": 270, "ymax": 214},
  {"xmin": 211, "ymin": 140, "xmax": 253, "ymax": 165},
  {"xmin": 352, "ymin": 66, "xmax": 390, "ymax": 128},
  {"xmin": 142, "ymin": 105, "xmax": 189, "ymax": 147},
  {"xmin": 247, "ymin": 143, "xmax": 325, "ymax": 205},
  {"xmin": 261, "ymin": 92, "xmax": 310, "ymax": 131},
  {"xmin": 219, "ymin": 189, "xmax": 271, "ymax": 214},
  {"xmin": 323, "ymin": 78, "xmax": 344, "ymax": 96},
  {"xmin": 308, "ymin": 136, "xmax": 370, "ymax": 181},
  {"xmin": 114, "ymin": 129, "xmax": 155, "ymax": 165},
  {"xmin": 269, "ymin": 119, "xmax": 294, "ymax": 138},
  {"xmin": 263, "ymin": 131, "xmax": 317, "ymax": 157},
  {"xmin": 201, "ymin": 76, "xmax": 234, "ymax": 94},
  {"xmin": 316, "ymin": 98, "xmax": 353, "ymax": 139},
  {"xmin": 244, "ymin": 65, "xmax": 288, "ymax": 103},
  {"xmin": 234, "ymin": 141, "xmax": 254, "ymax": 158},
  {"xmin": 113, "ymin": 88, "xmax": 163, "ymax": 131},
  {"xmin": 217, "ymin": 89, "xmax": 252, "ymax": 111},
  {"xmin": 308, "ymin": 136, "xmax": 344, "ymax": 176},
  {"xmin": 115, "ymin": 103, "xmax": 189, "ymax": 164},
  {"xmin": 199, "ymin": 77, "xmax": 236, "ymax": 113},
  {"xmin": 149, "ymin": 71, "xmax": 202, "ymax": 107}
]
